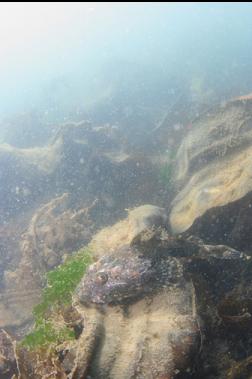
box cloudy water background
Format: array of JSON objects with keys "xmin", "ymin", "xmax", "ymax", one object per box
[{"xmin": 0, "ymin": 2, "xmax": 252, "ymax": 144}]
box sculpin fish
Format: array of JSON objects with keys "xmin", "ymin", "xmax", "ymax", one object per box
[
  {"xmin": 75, "ymin": 245, "xmax": 183, "ymax": 305},
  {"xmin": 75, "ymin": 227, "xmax": 246, "ymax": 306}
]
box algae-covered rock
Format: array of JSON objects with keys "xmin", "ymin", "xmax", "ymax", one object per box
[
  {"xmin": 0, "ymin": 120, "xmax": 159, "ymax": 333},
  {"xmin": 8, "ymin": 204, "xmax": 252, "ymax": 379},
  {"xmin": 73, "ymin": 283, "xmax": 200, "ymax": 379},
  {"xmin": 0, "ymin": 195, "xmax": 96, "ymax": 331},
  {"xmin": 169, "ymin": 95, "xmax": 252, "ymax": 250},
  {"xmin": 89, "ymin": 204, "xmax": 168, "ymax": 259},
  {"xmin": 71, "ymin": 206, "xmax": 252, "ymax": 379},
  {"xmin": 72, "ymin": 232, "xmax": 248, "ymax": 378},
  {"xmin": 72, "ymin": 225, "xmax": 202, "ymax": 378}
]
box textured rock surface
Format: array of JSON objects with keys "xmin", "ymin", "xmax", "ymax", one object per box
[
  {"xmin": 0, "ymin": 194, "xmax": 96, "ymax": 331},
  {"xmin": 170, "ymin": 96, "xmax": 252, "ymax": 242},
  {"xmin": 73, "ymin": 283, "xmax": 200, "ymax": 379},
  {"xmin": 89, "ymin": 204, "xmax": 168, "ymax": 260},
  {"xmin": 0, "ymin": 120, "xmax": 159, "ymax": 224},
  {"xmin": 0, "ymin": 329, "xmax": 18, "ymax": 379}
]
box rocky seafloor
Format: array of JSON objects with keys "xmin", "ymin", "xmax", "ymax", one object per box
[{"xmin": 1, "ymin": 95, "xmax": 252, "ymax": 378}]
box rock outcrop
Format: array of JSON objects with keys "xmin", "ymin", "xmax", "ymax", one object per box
[
  {"xmin": 169, "ymin": 95, "xmax": 252, "ymax": 251},
  {"xmin": 0, "ymin": 120, "xmax": 159, "ymax": 224},
  {"xmin": 0, "ymin": 121, "xmax": 160, "ymax": 333},
  {"xmin": 3, "ymin": 93, "xmax": 252, "ymax": 378},
  {"xmin": 2, "ymin": 204, "xmax": 252, "ymax": 379}
]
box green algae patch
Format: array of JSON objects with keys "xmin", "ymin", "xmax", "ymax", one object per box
[
  {"xmin": 20, "ymin": 321, "xmax": 75, "ymax": 350},
  {"xmin": 33, "ymin": 247, "xmax": 92, "ymax": 319},
  {"xmin": 21, "ymin": 247, "xmax": 92, "ymax": 350}
]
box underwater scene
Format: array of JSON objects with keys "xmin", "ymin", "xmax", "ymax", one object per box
[{"xmin": 1, "ymin": 2, "xmax": 252, "ymax": 378}]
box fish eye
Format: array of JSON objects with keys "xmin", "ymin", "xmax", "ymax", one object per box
[{"xmin": 96, "ymin": 272, "xmax": 108, "ymax": 284}]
